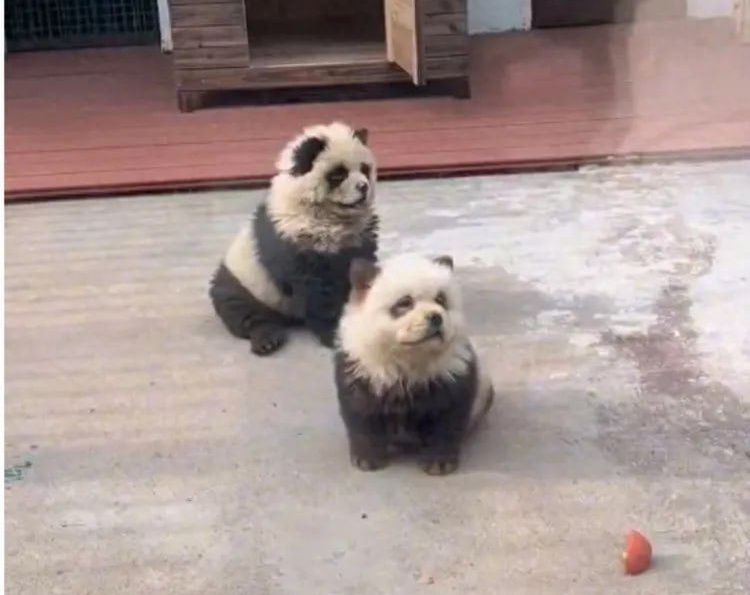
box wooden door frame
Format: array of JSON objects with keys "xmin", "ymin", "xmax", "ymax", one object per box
[
  {"xmin": 385, "ymin": 0, "xmax": 426, "ymax": 85},
  {"xmin": 157, "ymin": 0, "xmax": 173, "ymax": 52}
]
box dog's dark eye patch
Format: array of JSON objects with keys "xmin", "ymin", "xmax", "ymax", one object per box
[
  {"xmin": 390, "ymin": 295, "xmax": 414, "ymax": 318},
  {"xmin": 290, "ymin": 136, "xmax": 327, "ymax": 176},
  {"xmin": 326, "ymin": 165, "xmax": 348, "ymax": 189},
  {"xmin": 435, "ymin": 291, "xmax": 448, "ymax": 308},
  {"xmin": 360, "ymin": 163, "xmax": 372, "ymax": 178}
]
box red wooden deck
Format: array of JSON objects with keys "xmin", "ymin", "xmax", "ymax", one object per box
[{"xmin": 5, "ymin": 18, "xmax": 750, "ymax": 201}]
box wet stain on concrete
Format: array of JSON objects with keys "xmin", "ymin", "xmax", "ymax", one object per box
[
  {"xmin": 597, "ymin": 238, "xmax": 750, "ymax": 477},
  {"xmin": 5, "ymin": 461, "xmax": 32, "ymax": 486}
]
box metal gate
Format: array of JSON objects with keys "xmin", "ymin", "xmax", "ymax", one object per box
[{"xmin": 5, "ymin": 0, "xmax": 159, "ymax": 51}]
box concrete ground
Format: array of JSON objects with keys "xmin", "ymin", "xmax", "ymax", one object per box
[{"xmin": 5, "ymin": 160, "xmax": 750, "ymax": 594}]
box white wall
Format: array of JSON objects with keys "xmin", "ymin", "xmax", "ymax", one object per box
[
  {"xmin": 687, "ymin": 0, "xmax": 735, "ymax": 18},
  {"xmin": 469, "ymin": 0, "xmax": 531, "ymax": 34},
  {"xmin": 157, "ymin": 0, "xmax": 173, "ymax": 52}
]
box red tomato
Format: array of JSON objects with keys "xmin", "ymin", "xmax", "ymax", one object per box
[{"xmin": 623, "ymin": 530, "xmax": 652, "ymax": 575}]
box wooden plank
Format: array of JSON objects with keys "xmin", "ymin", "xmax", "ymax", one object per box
[
  {"xmin": 8, "ymin": 143, "xmax": 750, "ymax": 202},
  {"xmin": 21, "ymin": 90, "xmax": 749, "ymax": 152},
  {"xmin": 424, "ymin": 34, "xmax": 468, "ymax": 57},
  {"xmin": 248, "ymin": 38, "xmax": 385, "ymax": 69},
  {"xmin": 11, "ymin": 113, "xmax": 749, "ymax": 177},
  {"xmin": 170, "ymin": 3, "xmax": 245, "ymax": 27},
  {"xmin": 18, "ymin": 103, "xmax": 736, "ymax": 153},
  {"xmin": 176, "ymin": 52, "xmax": 464, "ymax": 90},
  {"xmin": 385, "ymin": 0, "xmax": 425, "ymax": 85},
  {"xmin": 176, "ymin": 61, "xmax": 411, "ymax": 90},
  {"xmin": 172, "ymin": 26, "xmax": 246, "ymax": 49},
  {"xmin": 423, "ymin": 12, "xmax": 466, "ymax": 36},
  {"xmin": 173, "ymin": 46, "xmax": 250, "ymax": 69},
  {"xmin": 11, "ymin": 113, "xmax": 748, "ymax": 178},
  {"xmin": 425, "ymin": 55, "xmax": 468, "ymax": 78},
  {"xmin": 423, "ymin": 0, "xmax": 465, "ymax": 15}
]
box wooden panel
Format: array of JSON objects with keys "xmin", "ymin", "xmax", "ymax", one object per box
[
  {"xmin": 423, "ymin": 0, "xmax": 465, "ymax": 14},
  {"xmin": 424, "ymin": 33, "xmax": 468, "ymax": 58},
  {"xmin": 422, "ymin": 3, "xmax": 467, "ymax": 64},
  {"xmin": 170, "ymin": 3, "xmax": 244, "ymax": 27},
  {"xmin": 172, "ymin": 26, "xmax": 246, "ymax": 49},
  {"xmin": 385, "ymin": 0, "xmax": 425, "ymax": 85},
  {"xmin": 176, "ymin": 54, "xmax": 465, "ymax": 90},
  {"xmin": 423, "ymin": 12, "xmax": 466, "ymax": 35},
  {"xmin": 177, "ymin": 62, "xmax": 409, "ymax": 90},
  {"xmin": 425, "ymin": 55, "xmax": 467, "ymax": 78},
  {"xmin": 247, "ymin": 37, "xmax": 385, "ymax": 69},
  {"xmin": 173, "ymin": 46, "xmax": 250, "ymax": 69}
]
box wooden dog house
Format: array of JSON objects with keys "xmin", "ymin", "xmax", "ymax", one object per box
[{"xmin": 170, "ymin": 0, "xmax": 469, "ymax": 111}]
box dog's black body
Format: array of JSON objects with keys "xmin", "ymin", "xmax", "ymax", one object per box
[
  {"xmin": 334, "ymin": 348, "xmax": 479, "ymax": 475},
  {"xmin": 210, "ymin": 204, "xmax": 378, "ymax": 354}
]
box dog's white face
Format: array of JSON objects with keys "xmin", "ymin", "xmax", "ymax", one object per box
[
  {"xmin": 339, "ymin": 255, "xmax": 469, "ymax": 386},
  {"xmin": 274, "ymin": 122, "xmax": 376, "ymax": 214},
  {"xmin": 366, "ymin": 255, "xmax": 461, "ymax": 349}
]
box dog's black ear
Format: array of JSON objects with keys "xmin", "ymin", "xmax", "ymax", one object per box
[
  {"xmin": 433, "ymin": 255, "xmax": 454, "ymax": 270},
  {"xmin": 290, "ymin": 136, "xmax": 327, "ymax": 176},
  {"xmin": 349, "ymin": 258, "xmax": 380, "ymax": 293},
  {"xmin": 353, "ymin": 128, "xmax": 369, "ymax": 146}
]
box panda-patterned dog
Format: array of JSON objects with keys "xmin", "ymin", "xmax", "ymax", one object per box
[
  {"xmin": 334, "ymin": 254, "xmax": 494, "ymax": 475},
  {"xmin": 210, "ymin": 122, "xmax": 378, "ymax": 355}
]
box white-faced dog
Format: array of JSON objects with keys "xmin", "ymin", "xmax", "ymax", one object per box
[
  {"xmin": 334, "ymin": 254, "xmax": 493, "ymax": 475},
  {"xmin": 210, "ymin": 122, "xmax": 378, "ymax": 355}
]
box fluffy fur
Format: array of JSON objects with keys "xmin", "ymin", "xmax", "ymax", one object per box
[
  {"xmin": 334, "ymin": 254, "xmax": 494, "ymax": 475},
  {"xmin": 269, "ymin": 122, "xmax": 377, "ymax": 253},
  {"xmin": 210, "ymin": 122, "xmax": 379, "ymax": 355}
]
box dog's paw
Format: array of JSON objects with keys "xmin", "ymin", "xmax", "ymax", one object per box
[
  {"xmin": 249, "ymin": 325, "xmax": 287, "ymax": 356},
  {"xmin": 351, "ymin": 455, "xmax": 388, "ymax": 472},
  {"xmin": 421, "ymin": 457, "xmax": 458, "ymax": 476}
]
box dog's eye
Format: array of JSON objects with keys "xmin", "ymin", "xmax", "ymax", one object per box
[
  {"xmin": 435, "ymin": 291, "xmax": 448, "ymax": 308},
  {"xmin": 326, "ymin": 165, "xmax": 348, "ymax": 189},
  {"xmin": 395, "ymin": 296, "xmax": 414, "ymax": 309},
  {"xmin": 390, "ymin": 295, "xmax": 414, "ymax": 317},
  {"xmin": 360, "ymin": 163, "xmax": 372, "ymax": 178}
]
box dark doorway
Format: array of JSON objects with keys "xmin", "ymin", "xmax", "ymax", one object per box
[{"xmin": 532, "ymin": 0, "xmax": 686, "ymax": 28}]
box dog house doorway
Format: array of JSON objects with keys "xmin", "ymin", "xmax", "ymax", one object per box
[
  {"xmin": 245, "ymin": 0, "xmax": 423, "ymax": 83},
  {"xmin": 247, "ymin": 1, "xmax": 384, "ymax": 68}
]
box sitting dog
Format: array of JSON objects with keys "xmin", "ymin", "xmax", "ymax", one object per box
[
  {"xmin": 334, "ymin": 254, "xmax": 493, "ymax": 475},
  {"xmin": 210, "ymin": 122, "xmax": 378, "ymax": 355}
]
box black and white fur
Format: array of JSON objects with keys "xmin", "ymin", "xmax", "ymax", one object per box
[
  {"xmin": 334, "ymin": 254, "xmax": 494, "ymax": 475},
  {"xmin": 210, "ymin": 122, "xmax": 378, "ymax": 355}
]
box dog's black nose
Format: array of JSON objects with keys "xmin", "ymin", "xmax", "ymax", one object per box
[
  {"xmin": 428, "ymin": 313, "xmax": 443, "ymax": 328},
  {"xmin": 356, "ymin": 181, "xmax": 368, "ymax": 196}
]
